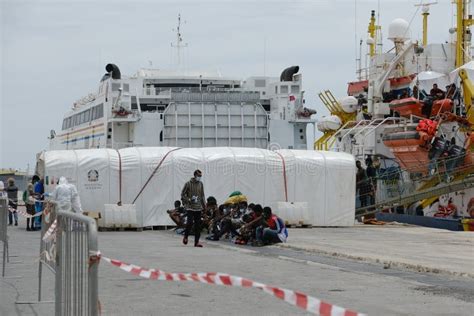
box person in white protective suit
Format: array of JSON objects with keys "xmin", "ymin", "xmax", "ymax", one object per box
[{"xmin": 52, "ymin": 177, "xmax": 83, "ymax": 213}]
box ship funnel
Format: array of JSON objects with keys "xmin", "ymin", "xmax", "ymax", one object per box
[
  {"xmin": 105, "ymin": 63, "xmax": 121, "ymax": 80},
  {"xmin": 280, "ymin": 66, "xmax": 300, "ymax": 82}
]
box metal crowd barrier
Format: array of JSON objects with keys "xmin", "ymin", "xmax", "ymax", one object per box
[
  {"xmin": 0, "ymin": 197, "xmax": 9, "ymax": 277},
  {"xmin": 38, "ymin": 201, "xmax": 58, "ymax": 300},
  {"xmin": 55, "ymin": 210, "xmax": 99, "ymax": 316}
]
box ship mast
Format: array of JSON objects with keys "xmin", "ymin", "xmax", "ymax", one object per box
[
  {"xmin": 171, "ymin": 14, "xmax": 188, "ymax": 69},
  {"xmin": 455, "ymin": 0, "xmax": 473, "ymax": 67},
  {"xmin": 414, "ymin": 1, "xmax": 437, "ymax": 47}
]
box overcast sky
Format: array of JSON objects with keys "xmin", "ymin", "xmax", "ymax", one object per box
[{"xmin": 0, "ymin": 0, "xmax": 461, "ymax": 172}]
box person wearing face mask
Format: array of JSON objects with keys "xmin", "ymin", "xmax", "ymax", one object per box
[{"xmin": 181, "ymin": 169, "xmax": 206, "ymax": 247}]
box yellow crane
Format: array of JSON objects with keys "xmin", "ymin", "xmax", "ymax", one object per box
[{"xmin": 313, "ymin": 91, "xmax": 356, "ymax": 150}]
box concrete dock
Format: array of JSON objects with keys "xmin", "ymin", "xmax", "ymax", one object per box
[{"xmin": 1, "ymin": 218, "xmax": 473, "ymax": 316}]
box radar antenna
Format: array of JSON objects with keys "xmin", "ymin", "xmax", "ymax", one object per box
[
  {"xmin": 414, "ymin": 1, "xmax": 438, "ymax": 46},
  {"xmin": 171, "ymin": 14, "xmax": 188, "ymax": 68}
]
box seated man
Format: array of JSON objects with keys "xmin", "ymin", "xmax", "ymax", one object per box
[
  {"xmin": 208, "ymin": 202, "xmax": 247, "ymax": 241},
  {"xmin": 206, "ymin": 204, "xmax": 228, "ymax": 240},
  {"xmin": 202, "ymin": 196, "xmax": 218, "ymax": 232},
  {"xmin": 254, "ymin": 207, "xmax": 288, "ymax": 246},
  {"xmin": 430, "ymin": 83, "xmax": 445, "ymax": 100},
  {"xmin": 167, "ymin": 200, "xmax": 187, "ymax": 228},
  {"xmin": 236, "ymin": 204, "xmax": 263, "ymax": 245}
]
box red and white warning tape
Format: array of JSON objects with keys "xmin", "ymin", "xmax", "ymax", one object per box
[
  {"xmin": 100, "ymin": 255, "xmax": 365, "ymax": 316},
  {"xmin": 8, "ymin": 206, "xmax": 43, "ymax": 218},
  {"xmin": 42, "ymin": 219, "xmax": 57, "ymax": 242}
]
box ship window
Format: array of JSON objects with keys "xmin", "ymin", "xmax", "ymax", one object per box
[
  {"xmin": 112, "ymin": 83, "xmax": 120, "ymax": 91},
  {"xmin": 160, "ymin": 131, "xmax": 163, "ymax": 142},
  {"xmin": 91, "ymin": 107, "xmax": 96, "ymax": 120},
  {"xmin": 97, "ymin": 104, "xmax": 103, "ymax": 118},
  {"xmin": 84, "ymin": 109, "xmax": 90, "ymax": 122},
  {"xmin": 62, "ymin": 119, "xmax": 66, "ymax": 130},
  {"xmin": 291, "ymin": 85, "xmax": 300, "ymax": 94},
  {"xmin": 255, "ymin": 79, "xmax": 266, "ymax": 87},
  {"xmin": 275, "ymin": 86, "xmax": 278, "ymax": 94},
  {"xmin": 280, "ymin": 85, "xmax": 288, "ymax": 94},
  {"xmin": 94, "ymin": 104, "xmax": 104, "ymax": 119},
  {"xmin": 123, "ymin": 84, "xmax": 129, "ymax": 92}
]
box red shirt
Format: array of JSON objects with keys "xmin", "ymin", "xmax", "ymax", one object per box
[{"xmin": 266, "ymin": 215, "xmax": 278, "ymax": 230}]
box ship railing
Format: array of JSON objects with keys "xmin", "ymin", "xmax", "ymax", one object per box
[
  {"xmin": 355, "ymin": 156, "xmax": 474, "ymax": 216},
  {"xmin": 323, "ymin": 120, "xmax": 358, "ymax": 151},
  {"xmin": 331, "ymin": 120, "xmax": 369, "ymax": 152},
  {"xmin": 351, "ymin": 117, "xmax": 406, "ymax": 156},
  {"xmin": 143, "ymin": 87, "xmax": 253, "ymax": 96}
]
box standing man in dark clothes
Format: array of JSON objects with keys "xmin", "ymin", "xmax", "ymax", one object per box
[
  {"xmin": 356, "ymin": 161, "xmax": 369, "ymax": 208},
  {"xmin": 365, "ymin": 157, "xmax": 377, "ymax": 206},
  {"xmin": 6, "ymin": 178, "xmax": 19, "ymax": 226},
  {"xmin": 181, "ymin": 169, "xmax": 206, "ymax": 247}
]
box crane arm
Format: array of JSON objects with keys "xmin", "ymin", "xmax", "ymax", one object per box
[{"xmin": 459, "ymin": 69, "xmax": 474, "ymax": 126}]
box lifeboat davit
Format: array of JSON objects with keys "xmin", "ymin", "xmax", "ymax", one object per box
[
  {"xmin": 389, "ymin": 97, "xmax": 453, "ymax": 118},
  {"xmin": 317, "ymin": 115, "xmax": 342, "ymax": 132}
]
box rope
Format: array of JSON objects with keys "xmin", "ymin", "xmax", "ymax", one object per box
[
  {"xmin": 275, "ymin": 152, "xmax": 288, "ymax": 202},
  {"xmin": 116, "ymin": 150, "xmax": 122, "ymax": 206},
  {"xmin": 132, "ymin": 148, "xmax": 182, "ymax": 204}
]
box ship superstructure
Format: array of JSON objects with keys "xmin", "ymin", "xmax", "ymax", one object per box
[
  {"xmin": 315, "ymin": 0, "xmax": 474, "ymax": 219},
  {"xmin": 50, "ymin": 65, "xmax": 316, "ymax": 151}
]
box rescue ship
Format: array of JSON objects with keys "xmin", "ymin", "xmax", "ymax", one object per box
[{"xmin": 314, "ymin": 0, "xmax": 474, "ymax": 229}]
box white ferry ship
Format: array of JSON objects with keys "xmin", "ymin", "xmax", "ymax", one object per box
[
  {"xmin": 48, "ymin": 16, "xmax": 316, "ymax": 152},
  {"xmin": 49, "ymin": 64, "xmax": 316, "ymax": 151}
]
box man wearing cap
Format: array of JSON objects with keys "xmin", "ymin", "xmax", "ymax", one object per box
[{"xmin": 181, "ymin": 169, "xmax": 206, "ymax": 247}]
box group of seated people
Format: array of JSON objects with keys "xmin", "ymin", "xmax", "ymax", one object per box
[{"xmin": 167, "ymin": 193, "xmax": 288, "ymax": 247}]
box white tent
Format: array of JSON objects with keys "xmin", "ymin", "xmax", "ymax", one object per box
[
  {"xmin": 411, "ymin": 71, "xmax": 450, "ymax": 94},
  {"xmin": 449, "ymin": 61, "xmax": 474, "ymax": 83},
  {"xmin": 43, "ymin": 147, "xmax": 356, "ymax": 227}
]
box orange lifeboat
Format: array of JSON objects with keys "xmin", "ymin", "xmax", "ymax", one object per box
[
  {"xmin": 431, "ymin": 99, "xmax": 453, "ymax": 116},
  {"xmin": 390, "ymin": 98, "xmax": 454, "ymax": 118},
  {"xmin": 389, "ymin": 97, "xmax": 423, "ymax": 117}
]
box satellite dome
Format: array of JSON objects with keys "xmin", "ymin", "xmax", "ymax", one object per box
[{"xmin": 388, "ymin": 18, "xmax": 410, "ymax": 41}]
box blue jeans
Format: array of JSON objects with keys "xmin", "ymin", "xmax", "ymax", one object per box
[
  {"xmin": 35, "ymin": 202, "xmax": 43, "ymax": 228},
  {"xmin": 8, "ymin": 208, "xmax": 18, "ymax": 225},
  {"xmin": 256, "ymin": 227, "xmax": 281, "ymax": 244}
]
